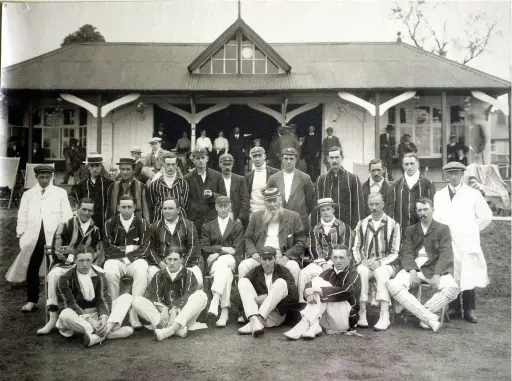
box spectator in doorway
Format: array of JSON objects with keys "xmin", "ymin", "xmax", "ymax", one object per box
[
  {"xmin": 397, "ymin": 134, "xmax": 417, "ymax": 168},
  {"xmin": 175, "ymin": 131, "xmax": 191, "ymax": 171},
  {"xmin": 7, "ymin": 136, "xmax": 26, "ymax": 173},
  {"xmin": 154, "ymin": 123, "xmax": 172, "ymax": 151},
  {"xmin": 213, "ymin": 131, "xmax": 229, "ymax": 170},
  {"xmin": 322, "ymin": 127, "xmax": 341, "ymax": 171},
  {"xmin": 62, "ymin": 138, "xmax": 86, "ymax": 185},
  {"xmin": 229, "ymin": 126, "xmax": 247, "ymax": 175},
  {"xmin": 31, "ymin": 142, "xmax": 47, "ymax": 164},
  {"xmin": 379, "ymin": 125, "xmax": 396, "ymax": 181},
  {"xmin": 447, "ymin": 135, "xmax": 460, "ymax": 163},
  {"xmin": 303, "ymin": 125, "xmax": 321, "ymax": 182}
]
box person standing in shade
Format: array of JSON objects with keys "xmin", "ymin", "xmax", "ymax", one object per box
[
  {"xmin": 62, "ymin": 138, "xmax": 86, "ymax": 184},
  {"xmin": 379, "ymin": 124, "xmax": 396, "ymax": 181},
  {"xmin": 212, "ymin": 131, "xmax": 229, "ymax": 170},
  {"xmin": 433, "ymin": 162, "xmax": 492, "ymax": 323},
  {"xmin": 302, "ymin": 125, "xmax": 321, "ymax": 182},
  {"xmin": 361, "ymin": 159, "xmax": 394, "ymax": 218},
  {"xmin": 154, "ymin": 123, "xmax": 172, "ymax": 151},
  {"xmin": 229, "ymin": 126, "xmax": 247, "ymax": 175},
  {"xmin": 245, "ymin": 146, "xmax": 279, "ymax": 216},
  {"xmin": 398, "ymin": 134, "xmax": 418, "ymax": 168},
  {"xmin": 322, "ymin": 127, "xmax": 341, "ymax": 171},
  {"xmin": 175, "ymin": 131, "xmax": 191, "ymax": 171},
  {"xmin": 446, "ymin": 135, "xmax": 460, "ymax": 163},
  {"xmin": 71, "ymin": 153, "xmax": 113, "ymax": 236},
  {"xmin": 393, "ymin": 153, "xmax": 436, "ymax": 237},
  {"xmin": 219, "ymin": 153, "xmax": 250, "ymax": 227},
  {"xmin": 7, "ymin": 165, "xmax": 73, "ymax": 312},
  {"xmin": 196, "ymin": 130, "xmax": 213, "ymax": 161}
]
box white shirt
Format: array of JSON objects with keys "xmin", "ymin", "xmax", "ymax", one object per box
[
  {"xmin": 196, "ymin": 137, "xmax": 213, "ymax": 152},
  {"xmin": 283, "ymin": 171, "xmax": 295, "ymax": 203},
  {"xmin": 162, "ymin": 173, "xmax": 176, "ymax": 188},
  {"xmin": 370, "ymin": 178, "xmax": 384, "ymax": 194},
  {"xmin": 250, "ymin": 164, "xmax": 267, "ymax": 213},
  {"xmin": 264, "ymin": 221, "xmax": 281, "ymax": 255},
  {"xmin": 79, "ymin": 219, "xmax": 91, "ymax": 234},
  {"xmin": 320, "ymin": 218, "xmax": 334, "ymax": 233},
  {"xmin": 405, "ymin": 170, "xmax": 420, "ymax": 190},
  {"xmin": 213, "ymin": 137, "xmax": 229, "ymax": 152},
  {"xmin": 371, "ymin": 214, "xmax": 384, "ymax": 230},
  {"xmin": 218, "ymin": 216, "xmax": 229, "ymax": 236},
  {"xmin": 120, "ymin": 215, "xmax": 134, "ymax": 232},
  {"xmin": 448, "ymin": 183, "xmax": 462, "ymax": 194},
  {"xmin": 264, "ymin": 272, "xmax": 274, "ymax": 292},
  {"xmin": 153, "ymin": 148, "xmax": 161, "ymax": 158},
  {"xmin": 165, "ymin": 218, "xmax": 179, "ymax": 235},
  {"xmin": 166, "ymin": 266, "xmax": 183, "ymax": 281},
  {"xmin": 223, "ymin": 176, "xmax": 232, "ymax": 196},
  {"xmin": 77, "ymin": 269, "xmax": 95, "ymax": 301},
  {"xmin": 418, "ymin": 223, "xmax": 431, "ymax": 257}
]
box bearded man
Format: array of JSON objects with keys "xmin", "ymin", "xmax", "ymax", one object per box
[{"xmin": 239, "ymin": 188, "xmax": 306, "ymax": 285}]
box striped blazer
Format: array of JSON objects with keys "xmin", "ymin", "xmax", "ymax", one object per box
[
  {"xmin": 107, "ymin": 179, "xmax": 150, "ymax": 221},
  {"xmin": 145, "ymin": 266, "xmax": 199, "ymax": 310},
  {"xmin": 352, "ymin": 213, "xmax": 400, "ymax": 267},
  {"xmin": 309, "ymin": 218, "xmax": 347, "ymax": 261},
  {"xmin": 104, "ymin": 214, "xmax": 150, "ymax": 262},
  {"xmin": 147, "ymin": 177, "xmax": 189, "ymax": 223}
]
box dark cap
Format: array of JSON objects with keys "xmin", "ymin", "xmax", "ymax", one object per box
[
  {"xmin": 215, "ymin": 195, "xmax": 231, "ymax": 205},
  {"xmin": 326, "ymin": 127, "xmax": 334, "ymax": 132},
  {"xmin": 259, "ymin": 246, "xmax": 277, "ymax": 257},
  {"xmin": 262, "ymin": 187, "xmax": 280, "ymax": 199},
  {"xmin": 191, "ymin": 148, "xmax": 208, "ymax": 157},
  {"xmin": 442, "ymin": 161, "xmax": 466, "ymax": 172},
  {"xmin": 281, "ymin": 147, "xmax": 298, "ymax": 157},
  {"xmin": 219, "ymin": 153, "xmax": 234, "ymax": 163},
  {"xmin": 34, "ymin": 164, "xmax": 54, "ymax": 174},
  {"xmin": 116, "ymin": 157, "xmax": 136, "ymax": 166}
]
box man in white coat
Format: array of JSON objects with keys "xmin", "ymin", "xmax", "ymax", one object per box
[
  {"xmin": 6, "ymin": 164, "xmax": 73, "ymax": 312},
  {"xmin": 433, "ymin": 161, "xmax": 492, "ymax": 323}
]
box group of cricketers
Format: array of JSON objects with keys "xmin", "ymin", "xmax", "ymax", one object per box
[{"xmin": 8, "ymin": 134, "xmax": 493, "ymax": 347}]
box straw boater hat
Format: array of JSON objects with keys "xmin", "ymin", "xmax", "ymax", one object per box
[
  {"xmin": 116, "ymin": 157, "xmax": 136, "ymax": 166},
  {"xmin": 129, "ymin": 146, "xmax": 142, "ymax": 153},
  {"xmin": 314, "ymin": 197, "xmax": 339, "ymax": 210},
  {"xmin": 83, "ymin": 153, "xmax": 105, "ymax": 164},
  {"xmin": 148, "ymin": 137, "xmax": 162, "ymax": 144},
  {"xmin": 442, "ymin": 162, "xmax": 466, "ymax": 172}
]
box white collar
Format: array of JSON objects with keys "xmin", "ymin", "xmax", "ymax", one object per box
[
  {"xmin": 369, "ymin": 177, "xmax": 384, "ymax": 187},
  {"xmin": 405, "ymin": 170, "xmax": 420, "ymax": 186},
  {"xmin": 371, "ymin": 213, "xmax": 385, "ymax": 223},
  {"xmin": 165, "ymin": 218, "xmax": 179, "ymax": 228},
  {"xmin": 449, "ymin": 183, "xmax": 463, "ymax": 193},
  {"xmin": 254, "ymin": 163, "xmax": 266, "ymax": 172},
  {"xmin": 166, "ymin": 266, "xmax": 183, "ymax": 279},
  {"xmin": 120, "ymin": 215, "xmax": 134, "ymax": 229},
  {"xmin": 283, "ymin": 170, "xmax": 295, "ymax": 177},
  {"xmin": 218, "ymin": 215, "xmax": 230, "ymax": 225},
  {"xmin": 153, "ymin": 148, "xmax": 161, "ymax": 156}
]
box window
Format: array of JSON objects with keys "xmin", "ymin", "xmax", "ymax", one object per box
[
  {"xmin": 198, "ymin": 33, "xmax": 281, "ymax": 75},
  {"xmin": 450, "ymin": 105, "xmax": 465, "ymax": 141}
]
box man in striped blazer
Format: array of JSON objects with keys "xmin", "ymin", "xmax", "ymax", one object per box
[
  {"xmin": 353, "ymin": 192, "xmax": 400, "ymax": 332},
  {"xmin": 147, "ymin": 152, "xmax": 189, "ymax": 223},
  {"xmin": 298, "ymin": 198, "xmax": 347, "ymax": 304}
]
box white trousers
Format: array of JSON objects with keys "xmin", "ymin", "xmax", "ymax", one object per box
[
  {"xmin": 148, "ymin": 265, "xmax": 203, "ymax": 289},
  {"xmin": 56, "ymin": 294, "xmax": 133, "ymax": 337},
  {"xmin": 357, "ymin": 264, "xmax": 395, "ymax": 303},
  {"xmin": 104, "ymin": 259, "xmax": 149, "ymax": 299},
  {"xmin": 238, "ymin": 258, "xmax": 300, "ymax": 285},
  {"xmin": 209, "ymin": 255, "xmax": 236, "ymax": 309},
  {"xmin": 301, "ymin": 277, "xmax": 351, "ymax": 334},
  {"xmin": 131, "ymin": 291, "xmax": 207, "ymax": 329},
  {"xmin": 297, "ymin": 261, "xmax": 332, "ymax": 303},
  {"xmin": 46, "ymin": 266, "xmax": 70, "ymax": 306},
  {"xmin": 387, "ymin": 266, "xmax": 459, "ymax": 322},
  {"xmin": 238, "ymin": 277, "xmax": 287, "ymax": 327}
]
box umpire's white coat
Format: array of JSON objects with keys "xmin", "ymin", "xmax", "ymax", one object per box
[
  {"xmin": 6, "ymin": 184, "xmax": 72, "ymax": 283},
  {"xmin": 433, "ymin": 184, "xmax": 492, "ymax": 291}
]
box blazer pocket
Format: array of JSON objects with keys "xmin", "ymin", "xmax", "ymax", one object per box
[{"xmin": 432, "ymin": 240, "xmax": 440, "ymax": 254}]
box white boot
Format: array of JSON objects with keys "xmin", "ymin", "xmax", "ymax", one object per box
[
  {"xmin": 302, "ymin": 321, "xmax": 322, "ymax": 340},
  {"xmin": 374, "ymin": 302, "xmax": 390, "ymax": 331},
  {"xmin": 37, "ymin": 312, "xmax": 58, "ymax": 335},
  {"xmin": 176, "ymin": 325, "xmax": 188, "ymax": 338},
  {"xmin": 84, "ymin": 333, "xmax": 104, "ymax": 347},
  {"xmin": 420, "ymin": 319, "xmax": 441, "ymax": 332},
  {"xmin": 251, "ymin": 316, "xmax": 264, "ymax": 337},
  {"xmin": 237, "ymin": 315, "xmax": 246, "ymax": 324},
  {"xmin": 283, "ymin": 319, "xmax": 310, "ymax": 340},
  {"xmin": 154, "ymin": 326, "xmax": 176, "ymax": 341},
  {"xmin": 357, "ymin": 305, "xmax": 368, "ymax": 328},
  {"xmin": 216, "ymin": 308, "xmax": 229, "ymax": 328},
  {"xmin": 237, "ymin": 321, "xmax": 253, "ymax": 335},
  {"xmin": 208, "ymin": 295, "xmax": 220, "ymax": 317},
  {"xmin": 107, "ymin": 326, "xmax": 134, "ymax": 340}
]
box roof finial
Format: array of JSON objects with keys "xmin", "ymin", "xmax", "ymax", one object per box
[
  {"xmin": 396, "ymin": 31, "xmax": 402, "ymax": 43},
  {"xmin": 238, "ymin": 0, "xmax": 241, "ymax": 19}
]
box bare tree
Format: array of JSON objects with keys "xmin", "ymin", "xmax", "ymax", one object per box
[
  {"xmin": 391, "ymin": 1, "xmax": 501, "ymax": 64},
  {"xmin": 61, "ymin": 24, "xmax": 106, "ymax": 47}
]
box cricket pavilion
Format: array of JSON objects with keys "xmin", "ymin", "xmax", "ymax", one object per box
[{"xmin": 2, "ymin": 16, "xmax": 510, "ymax": 182}]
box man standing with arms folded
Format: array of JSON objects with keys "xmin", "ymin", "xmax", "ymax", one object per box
[
  {"xmin": 229, "ymin": 126, "xmax": 247, "ymax": 175},
  {"xmin": 322, "ymin": 127, "xmax": 341, "ymax": 170},
  {"xmin": 218, "ymin": 153, "xmax": 250, "ymax": 228},
  {"xmin": 245, "ymin": 146, "xmax": 278, "ymax": 216},
  {"xmin": 393, "ymin": 153, "xmax": 436, "ymax": 237},
  {"xmin": 267, "ymin": 147, "xmax": 315, "ymax": 234},
  {"xmin": 7, "ymin": 165, "xmax": 73, "ymax": 312},
  {"xmin": 352, "ymin": 193, "xmax": 400, "ymax": 331},
  {"xmin": 433, "ymin": 162, "xmax": 492, "ymax": 323}
]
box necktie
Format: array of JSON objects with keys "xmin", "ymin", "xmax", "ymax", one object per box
[{"xmin": 41, "ymin": 188, "xmax": 45, "ymax": 195}]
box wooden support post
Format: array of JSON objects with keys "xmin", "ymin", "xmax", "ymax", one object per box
[
  {"xmin": 509, "ymin": 90, "xmax": 511, "ymax": 177},
  {"xmin": 190, "ymin": 97, "xmax": 196, "ymax": 151},
  {"xmin": 374, "ymin": 92, "xmax": 380, "ymax": 159},
  {"xmin": 96, "ymin": 93, "xmax": 102, "ymax": 153},
  {"xmin": 27, "ymin": 98, "xmax": 34, "ymax": 164},
  {"xmin": 441, "ymin": 91, "xmax": 448, "ymax": 166}
]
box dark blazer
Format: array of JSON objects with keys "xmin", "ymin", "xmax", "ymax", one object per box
[
  {"xmin": 400, "ymin": 220, "xmax": 454, "ymax": 279},
  {"xmin": 224, "ymin": 173, "xmax": 250, "ymax": 223},
  {"xmin": 243, "ymin": 264, "xmax": 298, "ymax": 316},
  {"xmin": 379, "ymin": 133, "xmax": 396, "ymax": 159},
  {"xmin": 57, "ymin": 266, "xmax": 111, "ymax": 317},
  {"xmin": 200, "ymin": 218, "xmax": 244, "ymax": 266},
  {"xmin": 145, "ymin": 266, "xmax": 199, "ymax": 309},
  {"xmin": 244, "ymin": 209, "xmax": 306, "ymax": 262},
  {"xmin": 229, "ymin": 134, "xmax": 246, "ymax": 157},
  {"xmin": 245, "ymin": 165, "xmax": 279, "ymax": 192},
  {"xmin": 266, "ymin": 169, "xmax": 315, "ymax": 229},
  {"xmin": 32, "ymin": 148, "xmax": 47, "ymax": 164},
  {"xmin": 362, "ymin": 178, "xmax": 395, "ymax": 217},
  {"xmin": 184, "ymin": 168, "xmax": 226, "ymax": 229},
  {"xmin": 302, "ymin": 133, "xmax": 320, "ymax": 160}
]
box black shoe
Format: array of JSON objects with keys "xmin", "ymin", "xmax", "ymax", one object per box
[
  {"xmin": 447, "ymin": 308, "xmax": 462, "ymax": 319},
  {"xmin": 463, "ymin": 310, "xmax": 478, "ymax": 323}
]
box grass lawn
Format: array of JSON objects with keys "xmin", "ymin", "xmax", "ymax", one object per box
[{"xmin": 0, "ymin": 210, "xmax": 510, "ymax": 381}]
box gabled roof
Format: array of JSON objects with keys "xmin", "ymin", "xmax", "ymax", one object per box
[
  {"xmin": 2, "ymin": 41, "xmax": 510, "ymax": 92},
  {"xmin": 187, "ymin": 18, "xmax": 291, "ymax": 73}
]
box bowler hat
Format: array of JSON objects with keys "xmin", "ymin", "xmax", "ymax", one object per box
[{"xmin": 116, "ymin": 157, "xmax": 136, "ymax": 166}]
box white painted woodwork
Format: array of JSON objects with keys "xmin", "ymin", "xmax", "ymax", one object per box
[
  {"xmin": 338, "ymin": 92, "xmax": 376, "ymax": 116},
  {"xmin": 60, "ymin": 93, "xmax": 98, "ymax": 117},
  {"xmin": 101, "ymin": 94, "xmax": 140, "ymax": 118}
]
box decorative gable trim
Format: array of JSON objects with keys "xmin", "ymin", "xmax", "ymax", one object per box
[{"xmin": 187, "ymin": 18, "xmax": 291, "ymax": 73}]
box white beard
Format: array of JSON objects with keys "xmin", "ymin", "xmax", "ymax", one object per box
[{"xmin": 262, "ymin": 207, "xmax": 283, "ymax": 225}]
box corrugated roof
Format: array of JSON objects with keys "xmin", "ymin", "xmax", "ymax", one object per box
[{"xmin": 2, "ymin": 41, "xmax": 510, "ymax": 91}]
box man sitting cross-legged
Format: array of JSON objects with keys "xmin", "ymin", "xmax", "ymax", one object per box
[
  {"xmin": 201, "ymin": 196, "xmax": 244, "ymax": 327},
  {"xmin": 236, "ymin": 247, "xmax": 299, "ymax": 337},
  {"xmin": 239, "ymin": 187, "xmax": 306, "ymax": 285},
  {"xmin": 353, "ymin": 192, "xmax": 401, "ymax": 331},
  {"xmin": 55, "ymin": 246, "xmax": 134, "ymax": 347},
  {"xmin": 104, "ymin": 194, "xmax": 150, "ymax": 328},
  {"xmin": 131, "ymin": 250, "xmax": 207, "ymax": 341},
  {"xmin": 284, "ymin": 245, "xmax": 361, "ymax": 340},
  {"xmin": 386, "ymin": 197, "xmax": 459, "ymax": 332},
  {"xmin": 299, "ymin": 198, "xmax": 347, "ymax": 305},
  {"xmin": 37, "ymin": 198, "xmax": 102, "ymax": 335}
]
